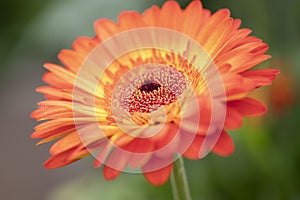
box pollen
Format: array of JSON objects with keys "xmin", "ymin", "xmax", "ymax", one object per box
[{"xmin": 119, "ymin": 66, "xmax": 187, "ymax": 113}]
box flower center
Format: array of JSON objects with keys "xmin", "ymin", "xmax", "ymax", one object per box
[
  {"xmin": 118, "ymin": 66, "xmax": 187, "ymax": 114},
  {"xmin": 129, "ymin": 82, "xmax": 177, "ymax": 113},
  {"xmin": 139, "ymin": 81, "xmax": 161, "ymax": 93}
]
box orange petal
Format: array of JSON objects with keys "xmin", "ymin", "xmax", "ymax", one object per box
[
  {"xmin": 103, "ymin": 165, "xmax": 122, "ymax": 181},
  {"xmin": 35, "ymin": 132, "xmax": 70, "ymax": 145},
  {"xmin": 31, "ymin": 105, "xmax": 71, "ymax": 120},
  {"xmin": 37, "ymin": 100, "xmax": 107, "ymax": 118},
  {"xmin": 182, "ymin": 135, "xmax": 204, "ymax": 159},
  {"xmin": 57, "ymin": 50, "xmax": 84, "ymax": 73},
  {"xmin": 221, "ymin": 41, "xmax": 266, "ymax": 60},
  {"xmin": 250, "ymin": 42, "xmax": 269, "ymax": 54},
  {"xmin": 181, "ymin": 0, "xmax": 203, "ymax": 37},
  {"xmin": 72, "ymin": 36, "xmax": 98, "ymax": 56},
  {"xmin": 127, "ymin": 152, "xmax": 153, "ymax": 169},
  {"xmin": 32, "ymin": 107, "xmax": 73, "ymax": 121},
  {"xmin": 44, "ymin": 63, "xmax": 76, "ymax": 84},
  {"xmin": 94, "ymin": 18, "xmax": 119, "ymax": 41},
  {"xmin": 118, "ymin": 11, "xmax": 146, "ymax": 30},
  {"xmin": 216, "ymin": 28, "xmax": 252, "ymax": 59},
  {"xmin": 215, "ymin": 42, "xmax": 270, "ymax": 74},
  {"xmin": 203, "ymin": 18, "xmax": 233, "ymax": 58},
  {"xmin": 196, "ymin": 9, "xmax": 230, "ymax": 45},
  {"xmin": 152, "ymin": 123, "xmax": 179, "ymax": 152},
  {"xmin": 219, "ymin": 63, "xmax": 231, "ymax": 73},
  {"xmin": 228, "ymin": 97, "xmax": 267, "ymax": 117},
  {"xmin": 158, "ymin": 0, "xmax": 182, "ymax": 29},
  {"xmin": 121, "ymin": 137, "xmax": 154, "ymax": 153},
  {"xmin": 233, "ymin": 55, "xmax": 271, "ymax": 73},
  {"xmin": 143, "ymin": 163, "xmax": 173, "ymax": 186},
  {"xmin": 241, "ymin": 69, "xmax": 279, "ymax": 87},
  {"xmin": 211, "ymin": 130, "xmax": 234, "ymax": 156},
  {"xmin": 231, "ymin": 19, "xmax": 241, "ymax": 31},
  {"xmin": 50, "ymin": 131, "xmax": 81, "ymax": 155},
  {"xmin": 68, "ymin": 147, "xmax": 90, "ymax": 161},
  {"xmin": 179, "ymin": 94, "xmax": 212, "ymax": 135},
  {"xmin": 200, "ymin": 9, "xmax": 211, "ymax": 26},
  {"xmin": 142, "ymin": 5, "xmax": 160, "ymax": 26},
  {"xmin": 44, "ymin": 148, "xmax": 81, "ymax": 169},
  {"xmin": 94, "ymin": 142, "xmax": 113, "ymax": 168},
  {"xmin": 222, "ymin": 74, "xmax": 252, "ymax": 99},
  {"xmin": 31, "ymin": 124, "xmax": 75, "ymax": 139},
  {"xmin": 32, "ymin": 120, "xmax": 75, "ymax": 138},
  {"xmin": 42, "ymin": 72, "xmax": 73, "ymax": 89},
  {"xmin": 36, "ymin": 86, "xmax": 72, "ymax": 100},
  {"xmin": 238, "ymin": 36, "xmax": 262, "ymax": 46},
  {"xmin": 224, "ymin": 106, "xmax": 243, "ymax": 130},
  {"xmin": 33, "ymin": 118, "xmax": 74, "ymax": 131},
  {"xmin": 103, "ymin": 149, "xmax": 130, "ymax": 180}
]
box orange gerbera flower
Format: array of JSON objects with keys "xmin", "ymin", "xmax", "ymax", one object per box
[{"xmin": 31, "ymin": 0, "xmax": 279, "ymax": 185}]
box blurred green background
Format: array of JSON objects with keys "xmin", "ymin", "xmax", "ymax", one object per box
[{"xmin": 0, "ymin": 0, "xmax": 299, "ymax": 199}]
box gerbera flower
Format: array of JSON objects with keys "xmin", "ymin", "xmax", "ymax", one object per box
[{"xmin": 31, "ymin": 0, "xmax": 279, "ymax": 186}]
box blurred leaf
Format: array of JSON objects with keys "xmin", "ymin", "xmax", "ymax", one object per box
[{"xmin": 47, "ymin": 172, "xmax": 171, "ymax": 200}]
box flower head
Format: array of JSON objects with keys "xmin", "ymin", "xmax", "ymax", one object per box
[{"xmin": 31, "ymin": 0, "xmax": 279, "ymax": 185}]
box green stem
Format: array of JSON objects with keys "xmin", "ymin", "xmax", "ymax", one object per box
[{"xmin": 170, "ymin": 157, "xmax": 192, "ymax": 200}]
